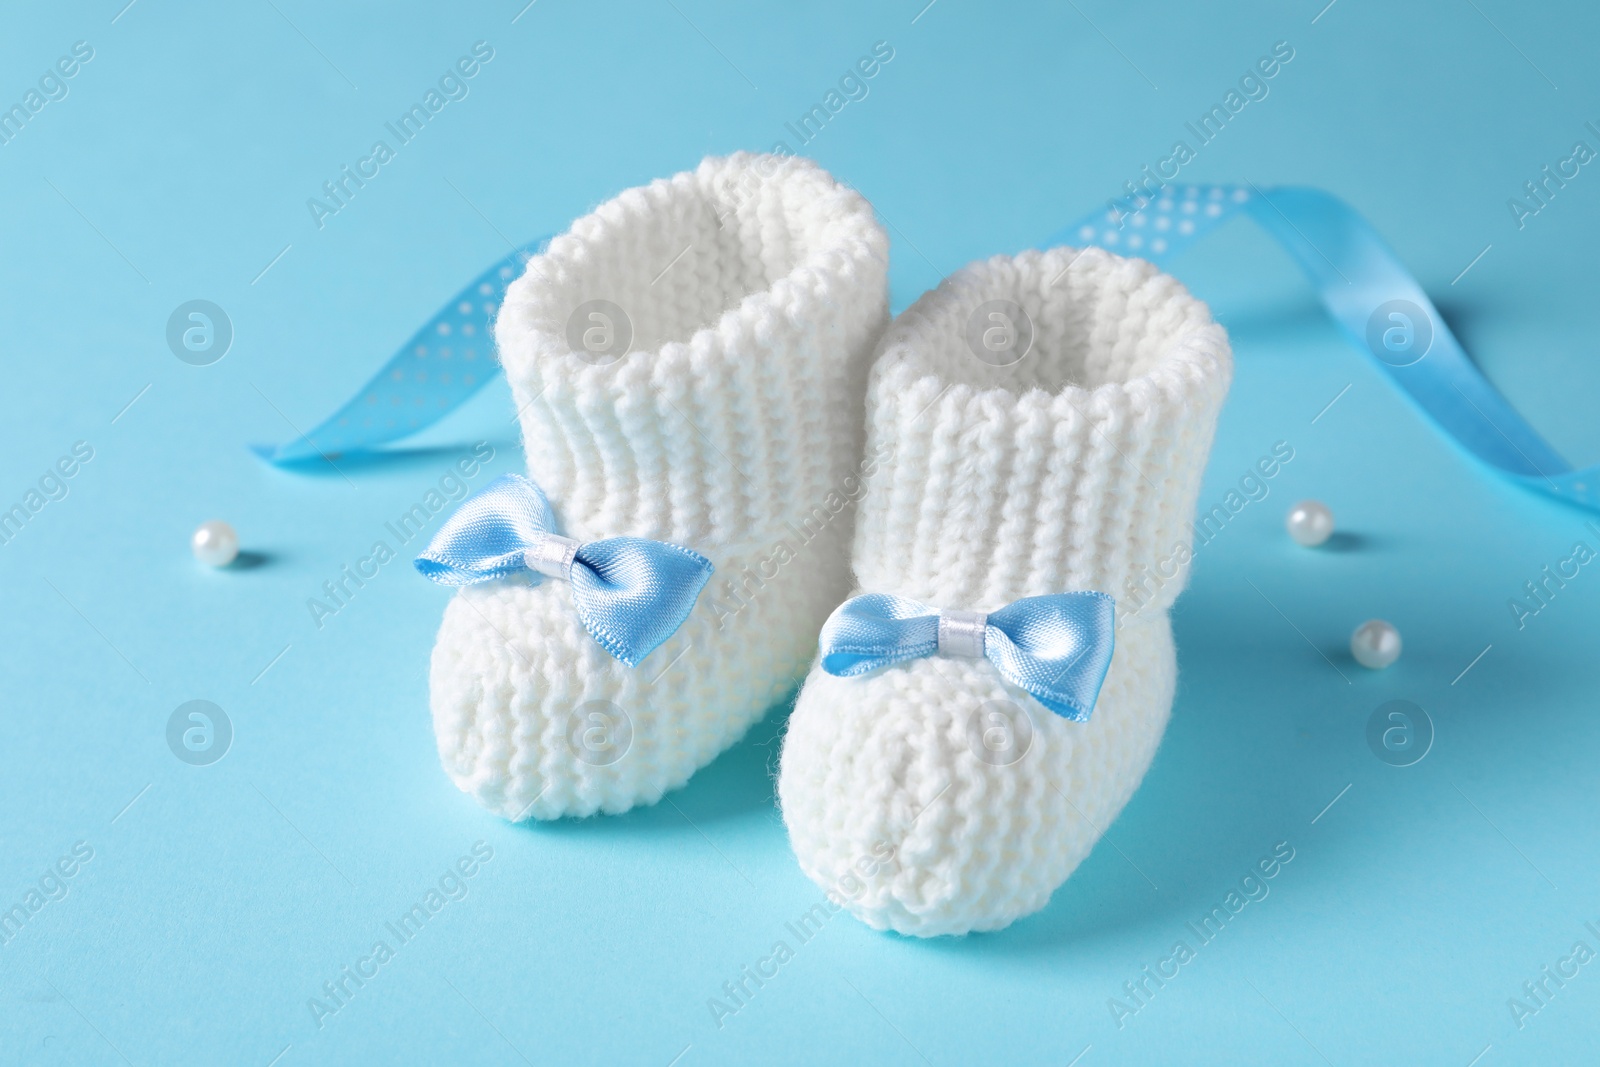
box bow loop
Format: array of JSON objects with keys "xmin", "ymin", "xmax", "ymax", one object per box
[
  {"xmin": 412, "ymin": 473, "xmax": 561, "ymax": 586},
  {"xmin": 414, "ymin": 474, "xmax": 713, "ymax": 667},
  {"xmin": 818, "ymin": 593, "xmax": 941, "ymax": 677},
  {"xmin": 566, "ymin": 536, "xmax": 717, "ymax": 665},
  {"xmin": 985, "ymin": 593, "xmax": 1116, "ymax": 720},
  {"xmin": 818, "ymin": 591, "xmax": 1115, "ymax": 721}
]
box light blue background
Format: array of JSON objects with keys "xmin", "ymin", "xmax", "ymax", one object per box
[{"xmin": 3, "ymin": 1, "xmax": 1599, "ymax": 1064}]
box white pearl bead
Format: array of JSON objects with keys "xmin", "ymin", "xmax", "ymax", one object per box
[
  {"xmin": 1351, "ymin": 619, "xmax": 1401, "ymax": 669},
  {"xmin": 192, "ymin": 520, "xmax": 239, "ymax": 567},
  {"xmin": 1286, "ymin": 500, "xmax": 1334, "ymax": 547}
]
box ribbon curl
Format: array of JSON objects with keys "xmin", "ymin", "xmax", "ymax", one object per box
[
  {"xmin": 252, "ymin": 240, "xmax": 545, "ymax": 465},
  {"xmin": 254, "ymin": 185, "xmax": 1599, "ymax": 517},
  {"xmin": 1054, "ymin": 184, "xmax": 1600, "ymax": 512}
]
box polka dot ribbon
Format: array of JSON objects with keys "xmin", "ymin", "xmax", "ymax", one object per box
[
  {"xmin": 258, "ymin": 184, "xmax": 1600, "ymax": 517},
  {"xmin": 1053, "ymin": 184, "xmax": 1600, "ymax": 514},
  {"xmin": 251, "ymin": 239, "xmax": 547, "ymax": 465}
]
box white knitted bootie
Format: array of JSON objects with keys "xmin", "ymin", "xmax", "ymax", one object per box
[
  {"xmin": 429, "ymin": 154, "xmax": 888, "ymax": 819},
  {"xmin": 778, "ymin": 247, "xmax": 1231, "ymax": 935}
]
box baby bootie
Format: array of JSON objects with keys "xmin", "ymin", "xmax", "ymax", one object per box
[
  {"xmin": 428, "ymin": 153, "xmax": 888, "ymax": 819},
  {"xmin": 778, "ymin": 246, "xmax": 1231, "ymax": 935}
]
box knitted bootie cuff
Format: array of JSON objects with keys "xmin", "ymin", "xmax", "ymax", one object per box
[
  {"xmin": 494, "ymin": 153, "xmax": 888, "ymax": 550},
  {"xmin": 850, "ymin": 246, "xmax": 1232, "ymax": 613}
]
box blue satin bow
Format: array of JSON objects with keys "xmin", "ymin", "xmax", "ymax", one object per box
[
  {"xmin": 818, "ymin": 591, "xmax": 1116, "ymax": 722},
  {"xmin": 414, "ymin": 474, "xmax": 713, "ymax": 667}
]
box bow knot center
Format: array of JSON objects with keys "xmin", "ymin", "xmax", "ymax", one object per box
[
  {"xmin": 526, "ymin": 533, "xmax": 580, "ymax": 579},
  {"xmin": 937, "ymin": 609, "xmax": 988, "ymax": 659}
]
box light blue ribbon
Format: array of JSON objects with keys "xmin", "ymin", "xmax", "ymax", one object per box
[
  {"xmin": 252, "ymin": 239, "xmax": 545, "ymax": 464},
  {"xmin": 414, "ymin": 473, "xmax": 713, "ymax": 667},
  {"xmin": 1052, "ymin": 184, "xmax": 1600, "ymax": 512},
  {"xmin": 255, "ymin": 185, "xmax": 1599, "ymax": 515},
  {"xmin": 818, "ymin": 591, "xmax": 1116, "ymax": 722}
]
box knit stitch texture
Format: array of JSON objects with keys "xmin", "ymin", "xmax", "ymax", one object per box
[
  {"xmin": 779, "ymin": 247, "xmax": 1232, "ymax": 934},
  {"xmin": 430, "ymin": 153, "xmax": 889, "ymax": 819}
]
